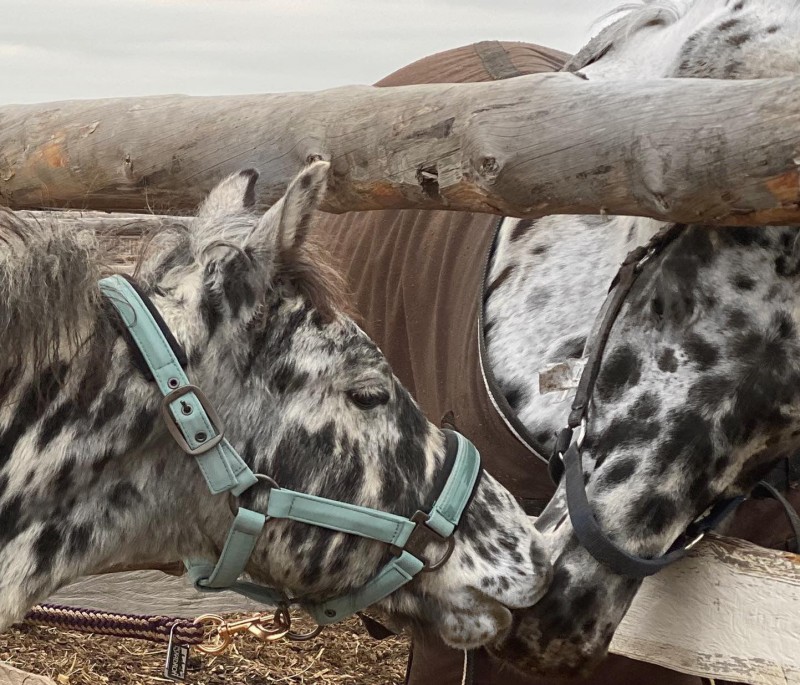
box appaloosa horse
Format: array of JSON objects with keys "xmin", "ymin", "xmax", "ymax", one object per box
[
  {"xmin": 313, "ymin": 4, "xmax": 800, "ymax": 683},
  {"xmin": 0, "ymin": 162, "xmax": 552, "ymax": 650}
]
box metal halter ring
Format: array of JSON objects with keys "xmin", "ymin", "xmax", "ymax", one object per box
[
  {"xmin": 283, "ymin": 603, "xmax": 325, "ymax": 641},
  {"xmin": 575, "ymin": 418, "xmax": 587, "ymax": 450},
  {"xmin": 228, "ymin": 474, "xmax": 280, "ymax": 516},
  {"xmin": 684, "ymin": 532, "xmax": 706, "ymax": 551},
  {"xmin": 558, "ymin": 418, "xmax": 588, "ymax": 462}
]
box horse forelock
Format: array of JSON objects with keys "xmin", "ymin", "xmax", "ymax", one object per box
[
  {"xmin": 137, "ymin": 212, "xmax": 351, "ymax": 328},
  {"xmin": 274, "ymin": 237, "xmax": 353, "ymax": 324}
]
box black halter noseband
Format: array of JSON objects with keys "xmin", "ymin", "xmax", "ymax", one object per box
[{"xmin": 549, "ymin": 225, "xmax": 750, "ymax": 578}]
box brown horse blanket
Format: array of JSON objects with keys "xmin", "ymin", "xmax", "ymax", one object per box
[{"xmin": 311, "ymin": 41, "xmax": 798, "ymax": 685}]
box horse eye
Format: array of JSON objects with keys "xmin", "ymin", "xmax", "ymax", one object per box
[{"xmin": 347, "ymin": 389, "xmax": 389, "ymax": 410}]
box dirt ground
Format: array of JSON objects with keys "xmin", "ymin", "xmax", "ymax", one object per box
[{"xmin": 0, "ymin": 615, "xmax": 410, "ymax": 685}]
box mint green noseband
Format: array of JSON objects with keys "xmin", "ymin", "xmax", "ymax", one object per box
[{"xmin": 99, "ymin": 274, "xmax": 481, "ymax": 626}]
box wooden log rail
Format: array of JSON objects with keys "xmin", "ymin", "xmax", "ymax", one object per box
[{"xmin": 2, "ymin": 74, "xmax": 800, "ymax": 225}]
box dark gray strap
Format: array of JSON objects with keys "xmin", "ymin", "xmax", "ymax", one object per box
[
  {"xmin": 567, "ymin": 225, "xmax": 685, "ymax": 430},
  {"xmin": 563, "ymin": 443, "xmax": 744, "ymax": 578},
  {"xmin": 752, "ymin": 480, "xmax": 800, "ymax": 554}
]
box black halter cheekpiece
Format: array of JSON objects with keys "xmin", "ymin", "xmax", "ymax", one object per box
[{"xmin": 549, "ymin": 226, "xmax": 748, "ymax": 578}]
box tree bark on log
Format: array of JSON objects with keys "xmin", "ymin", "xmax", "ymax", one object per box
[{"xmin": 2, "ymin": 74, "xmax": 800, "ymax": 225}]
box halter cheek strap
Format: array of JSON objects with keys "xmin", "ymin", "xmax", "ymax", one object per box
[
  {"xmin": 99, "ymin": 274, "xmax": 482, "ymax": 625},
  {"xmin": 549, "ymin": 227, "xmax": 747, "ymax": 579}
]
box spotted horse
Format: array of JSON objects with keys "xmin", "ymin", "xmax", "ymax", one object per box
[
  {"xmin": 0, "ymin": 162, "xmax": 553, "ymax": 651},
  {"xmin": 312, "ymin": 6, "xmax": 800, "ymax": 683}
]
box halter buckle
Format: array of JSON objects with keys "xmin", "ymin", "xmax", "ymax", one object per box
[
  {"xmin": 684, "ymin": 532, "xmax": 705, "ymax": 550},
  {"xmin": 161, "ymin": 384, "xmax": 225, "ymax": 456},
  {"xmin": 576, "ymin": 418, "xmax": 587, "ymax": 449},
  {"xmin": 391, "ymin": 511, "xmax": 455, "ymax": 572}
]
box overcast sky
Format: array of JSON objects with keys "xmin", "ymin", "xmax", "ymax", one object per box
[{"xmin": 1, "ymin": 0, "xmax": 621, "ymax": 105}]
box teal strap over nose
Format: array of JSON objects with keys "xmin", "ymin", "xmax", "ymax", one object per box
[{"xmin": 101, "ymin": 274, "xmax": 482, "ymax": 626}]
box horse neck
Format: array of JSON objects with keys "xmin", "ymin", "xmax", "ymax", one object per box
[
  {"xmin": 0, "ymin": 319, "xmax": 228, "ymax": 629},
  {"xmin": 483, "ymin": 215, "xmax": 664, "ymax": 450}
]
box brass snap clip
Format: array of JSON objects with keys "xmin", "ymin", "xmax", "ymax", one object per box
[{"xmin": 193, "ymin": 612, "xmax": 289, "ymax": 654}]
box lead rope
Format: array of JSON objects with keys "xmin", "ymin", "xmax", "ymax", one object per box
[
  {"xmin": 23, "ymin": 603, "xmax": 205, "ymax": 645},
  {"xmin": 22, "ymin": 603, "xmax": 326, "ymax": 681},
  {"xmin": 22, "ymin": 602, "xmax": 310, "ymax": 652}
]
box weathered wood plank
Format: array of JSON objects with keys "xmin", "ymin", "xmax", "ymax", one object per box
[
  {"xmin": 0, "ymin": 662, "xmax": 56, "ymax": 685},
  {"xmin": 34, "ymin": 534, "xmax": 800, "ymax": 683},
  {"xmin": 611, "ymin": 533, "xmax": 800, "ymax": 685},
  {"xmin": 45, "ymin": 570, "xmax": 269, "ymax": 617},
  {"xmin": 3, "ymin": 75, "xmax": 800, "ymax": 225}
]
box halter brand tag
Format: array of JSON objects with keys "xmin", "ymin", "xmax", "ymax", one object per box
[
  {"xmin": 538, "ymin": 358, "xmax": 587, "ymax": 395},
  {"xmin": 164, "ymin": 639, "xmax": 189, "ymax": 681}
]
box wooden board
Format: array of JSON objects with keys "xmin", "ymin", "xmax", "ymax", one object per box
[
  {"xmin": 0, "ymin": 662, "xmax": 55, "ymax": 685},
  {"xmin": 45, "ymin": 570, "xmax": 268, "ymax": 617},
  {"xmin": 37, "ymin": 534, "xmax": 800, "ymax": 683},
  {"xmin": 611, "ymin": 534, "xmax": 800, "ymax": 684}
]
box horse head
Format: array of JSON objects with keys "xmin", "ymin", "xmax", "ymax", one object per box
[
  {"xmin": 488, "ymin": 0, "xmax": 800, "ymax": 674},
  {"xmin": 0, "ymin": 163, "xmax": 550, "ymax": 649}
]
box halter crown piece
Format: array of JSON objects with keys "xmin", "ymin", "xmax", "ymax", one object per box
[{"xmin": 100, "ymin": 274, "xmax": 482, "ymax": 625}]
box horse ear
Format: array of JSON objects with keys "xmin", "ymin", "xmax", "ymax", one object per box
[
  {"xmin": 197, "ymin": 168, "xmax": 259, "ymax": 222},
  {"xmin": 249, "ymin": 161, "xmax": 329, "ymax": 255}
]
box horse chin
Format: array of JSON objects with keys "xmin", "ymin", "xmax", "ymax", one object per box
[
  {"xmin": 489, "ymin": 620, "xmax": 609, "ymax": 679},
  {"xmin": 487, "ymin": 549, "xmax": 637, "ymax": 676},
  {"xmin": 436, "ymin": 591, "xmax": 514, "ymax": 650}
]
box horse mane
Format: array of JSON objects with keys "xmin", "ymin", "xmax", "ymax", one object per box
[
  {"xmin": 0, "ymin": 208, "xmax": 106, "ymax": 388},
  {"xmin": 276, "ymin": 237, "xmax": 353, "ymax": 323},
  {"xmin": 0, "ymin": 203, "xmax": 350, "ymax": 400},
  {"xmin": 564, "ymin": 1, "xmax": 686, "ymax": 72}
]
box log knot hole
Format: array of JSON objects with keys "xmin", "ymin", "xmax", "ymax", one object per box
[
  {"xmin": 123, "ymin": 153, "xmax": 135, "ymax": 181},
  {"xmin": 479, "ymin": 155, "xmax": 500, "ymax": 182},
  {"xmin": 417, "ymin": 165, "xmax": 440, "ymax": 199}
]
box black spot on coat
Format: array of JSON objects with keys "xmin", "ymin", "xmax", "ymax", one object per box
[
  {"xmin": 596, "ymin": 345, "xmax": 642, "ymax": 401},
  {"xmin": 658, "ymin": 348, "xmax": 678, "ymax": 373},
  {"xmin": 684, "ymin": 333, "xmax": 719, "ymax": 370},
  {"xmin": 0, "ymin": 495, "xmax": 23, "ymax": 547},
  {"xmin": 510, "ymin": 219, "xmax": 537, "ymax": 242},
  {"xmin": 34, "ymin": 523, "xmax": 64, "ymax": 575},
  {"xmin": 629, "ymin": 494, "xmax": 677, "ymax": 536}
]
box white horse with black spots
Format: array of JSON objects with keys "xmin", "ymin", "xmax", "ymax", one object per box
[
  {"xmin": 483, "ymin": 0, "xmax": 800, "ymax": 675},
  {"xmin": 0, "ymin": 162, "xmax": 551, "ymax": 649}
]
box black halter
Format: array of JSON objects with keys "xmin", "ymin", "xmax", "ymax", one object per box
[{"xmin": 549, "ymin": 225, "xmax": 751, "ymax": 578}]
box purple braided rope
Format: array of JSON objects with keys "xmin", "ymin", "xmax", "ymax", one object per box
[{"xmin": 23, "ymin": 603, "xmax": 205, "ymax": 645}]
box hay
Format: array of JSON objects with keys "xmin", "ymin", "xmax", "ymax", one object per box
[{"xmin": 0, "ymin": 615, "xmax": 410, "ymax": 684}]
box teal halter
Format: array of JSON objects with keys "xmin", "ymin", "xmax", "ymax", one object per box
[{"xmin": 99, "ymin": 274, "xmax": 482, "ymax": 625}]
